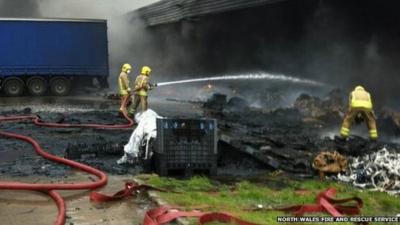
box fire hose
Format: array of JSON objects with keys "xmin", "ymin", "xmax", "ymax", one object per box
[
  {"xmin": 0, "ymin": 113, "xmax": 259, "ymax": 225},
  {"xmin": 142, "ymin": 188, "xmax": 365, "ymax": 225},
  {"xmin": 144, "ymin": 206, "xmax": 260, "ymax": 225},
  {"xmin": 0, "ymin": 113, "xmax": 135, "ymax": 129},
  {"xmin": 0, "ymin": 113, "xmax": 366, "ymax": 225},
  {"xmin": 0, "ymin": 112, "xmax": 134, "ymax": 225}
]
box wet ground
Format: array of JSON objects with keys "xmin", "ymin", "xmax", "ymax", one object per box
[
  {"xmin": 2, "ymin": 94, "xmax": 400, "ymax": 178},
  {"xmin": 0, "ymin": 95, "xmax": 272, "ymax": 225},
  {"xmin": 0, "ymin": 96, "xmax": 204, "ymax": 176},
  {"xmin": 2, "ymin": 93, "xmax": 400, "ymax": 224},
  {"xmin": 0, "ymin": 96, "xmax": 204, "ymax": 225},
  {"xmin": 0, "ymin": 173, "xmax": 154, "ymax": 225}
]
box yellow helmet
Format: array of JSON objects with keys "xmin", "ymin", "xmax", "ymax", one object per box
[
  {"xmin": 121, "ymin": 63, "xmax": 132, "ymax": 73},
  {"xmin": 141, "ymin": 66, "xmax": 152, "ymax": 75},
  {"xmin": 354, "ymin": 85, "xmax": 365, "ymax": 91}
]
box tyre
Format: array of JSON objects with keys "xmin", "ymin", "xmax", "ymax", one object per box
[
  {"xmin": 3, "ymin": 77, "xmax": 25, "ymax": 97},
  {"xmin": 27, "ymin": 77, "xmax": 48, "ymax": 96},
  {"xmin": 50, "ymin": 77, "xmax": 70, "ymax": 96}
]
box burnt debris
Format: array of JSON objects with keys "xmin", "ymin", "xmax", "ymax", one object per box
[
  {"xmin": 205, "ymin": 90, "xmax": 400, "ymax": 178},
  {"xmin": 1, "ymin": 90, "xmax": 400, "ymax": 179}
]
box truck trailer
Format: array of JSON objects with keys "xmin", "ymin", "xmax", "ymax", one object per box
[{"xmin": 0, "ymin": 18, "xmax": 109, "ymax": 96}]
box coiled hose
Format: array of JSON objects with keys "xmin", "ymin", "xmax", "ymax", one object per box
[{"xmin": 0, "ymin": 113, "xmax": 134, "ymax": 225}]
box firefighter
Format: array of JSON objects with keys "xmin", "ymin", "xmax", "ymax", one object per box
[
  {"xmin": 128, "ymin": 66, "xmax": 155, "ymax": 115},
  {"xmin": 340, "ymin": 85, "xmax": 378, "ymax": 140},
  {"xmin": 118, "ymin": 63, "xmax": 132, "ymax": 115}
]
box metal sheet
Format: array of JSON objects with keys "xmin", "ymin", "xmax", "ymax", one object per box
[
  {"xmin": 0, "ymin": 19, "xmax": 109, "ymax": 77},
  {"xmin": 137, "ymin": 0, "xmax": 288, "ymax": 26}
]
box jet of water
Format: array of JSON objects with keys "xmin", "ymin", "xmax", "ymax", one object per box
[{"xmin": 156, "ymin": 72, "xmax": 325, "ymax": 87}]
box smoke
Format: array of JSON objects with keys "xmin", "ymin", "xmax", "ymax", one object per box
[
  {"xmin": 0, "ymin": 0, "xmax": 40, "ymax": 17},
  {"xmin": 1, "ymin": 0, "xmax": 399, "ymax": 109},
  {"xmin": 36, "ymin": 0, "xmax": 160, "ymax": 88},
  {"xmin": 301, "ymin": 0, "xmax": 400, "ymax": 108},
  {"xmin": 126, "ymin": 0, "xmax": 400, "ymax": 108}
]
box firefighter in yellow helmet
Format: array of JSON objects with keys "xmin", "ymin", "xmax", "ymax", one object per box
[
  {"xmin": 340, "ymin": 86, "xmax": 378, "ymax": 140},
  {"xmin": 118, "ymin": 63, "xmax": 132, "ymax": 115},
  {"xmin": 128, "ymin": 66, "xmax": 155, "ymax": 115}
]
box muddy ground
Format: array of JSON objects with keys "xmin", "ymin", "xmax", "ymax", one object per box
[
  {"xmin": 1, "ymin": 93, "xmax": 400, "ymax": 178},
  {"xmin": 1, "ymin": 92, "xmax": 400, "ymax": 225},
  {"xmin": 0, "ymin": 97, "xmax": 205, "ymax": 176},
  {"xmin": 0, "ymin": 96, "xmax": 203, "ymax": 225},
  {"xmin": 0, "ymin": 174, "xmax": 154, "ymax": 225}
]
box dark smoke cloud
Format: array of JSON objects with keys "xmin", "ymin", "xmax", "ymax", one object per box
[
  {"xmin": 36, "ymin": 0, "xmax": 160, "ymax": 89},
  {"xmin": 131, "ymin": 0, "xmax": 400, "ymax": 108},
  {"xmin": 0, "ymin": 0, "xmax": 40, "ymax": 17},
  {"xmin": 300, "ymin": 0, "xmax": 400, "ymax": 108},
  {"xmin": 1, "ymin": 0, "xmax": 398, "ymax": 108}
]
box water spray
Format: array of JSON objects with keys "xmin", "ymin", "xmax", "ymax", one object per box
[{"xmin": 155, "ymin": 72, "xmax": 325, "ymax": 87}]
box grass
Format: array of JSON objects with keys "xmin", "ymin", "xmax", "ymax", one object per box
[{"xmin": 138, "ymin": 174, "xmax": 400, "ymax": 225}]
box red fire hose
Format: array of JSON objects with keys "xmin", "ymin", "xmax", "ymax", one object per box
[
  {"xmin": 144, "ymin": 206, "xmax": 261, "ymax": 225},
  {"xmin": 0, "ymin": 112, "xmax": 134, "ymax": 225},
  {"xmin": 0, "ymin": 112, "xmax": 366, "ymax": 225},
  {"xmin": 0, "ymin": 113, "xmax": 264, "ymax": 225},
  {"xmin": 0, "ymin": 113, "xmax": 134, "ymax": 129},
  {"xmin": 142, "ymin": 188, "xmax": 365, "ymax": 225}
]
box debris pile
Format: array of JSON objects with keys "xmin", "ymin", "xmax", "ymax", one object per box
[
  {"xmin": 377, "ymin": 107, "xmax": 400, "ymax": 136},
  {"xmin": 203, "ymin": 93, "xmax": 227, "ymax": 111},
  {"xmin": 312, "ymin": 151, "xmax": 348, "ymax": 178},
  {"xmin": 294, "ymin": 94, "xmax": 325, "ymax": 117},
  {"xmin": 338, "ymin": 148, "xmax": 400, "ymax": 195},
  {"xmin": 205, "ymin": 89, "xmax": 400, "ymax": 178},
  {"xmin": 293, "ymin": 89, "xmax": 344, "ymax": 124},
  {"xmin": 3, "ymin": 90, "xmax": 400, "ymax": 180},
  {"xmin": 215, "ymin": 105, "xmax": 318, "ymax": 177},
  {"xmin": 0, "ymin": 109, "xmax": 132, "ymax": 176}
]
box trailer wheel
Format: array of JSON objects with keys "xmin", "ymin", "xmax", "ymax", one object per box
[
  {"xmin": 27, "ymin": 77, "xmax": 48, "ymax": 96},
  {"xmin": 3, "ymin": 77, "xmax": 25, "ymax": 97},
  {"xmin": 50, "ymin": 77, "xmax": 70, "ymax": 96}
]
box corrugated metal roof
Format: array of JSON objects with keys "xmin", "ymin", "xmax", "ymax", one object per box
[{"xmin": 138, "ymin": 0, "xmax": 288, "ymax": 26}]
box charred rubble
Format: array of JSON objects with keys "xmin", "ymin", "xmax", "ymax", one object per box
[
  {"xmin": 0, "ymin": 110, "xmax": 138, "ymax": 176},
  {"xmin": 1, "ymin": 90, "xmax": 400, "ymax": 181},
  {"xmin": 205, "ymin": 89, "xmax": 400, "ymax": 179},
  {"xmin": 338, "ymin": 148, "xmax": 400, "ymax": 195}
]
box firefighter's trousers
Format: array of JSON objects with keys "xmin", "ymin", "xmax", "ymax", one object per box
[
  {"xmin": 128, "ymin": 94, "xmax": 148, "ymax": 114},
  {"xmin": 119, "ymin": 94, "xmax": 130, "ymax": 115},
  {"xmin": 340, "ymin": 107, "xmax": 378, "ymax": 140}
]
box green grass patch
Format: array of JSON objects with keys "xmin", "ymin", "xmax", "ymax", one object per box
[{"xmin": 140, "ymin": 174, "xmax": 400, "ymax": 225}]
